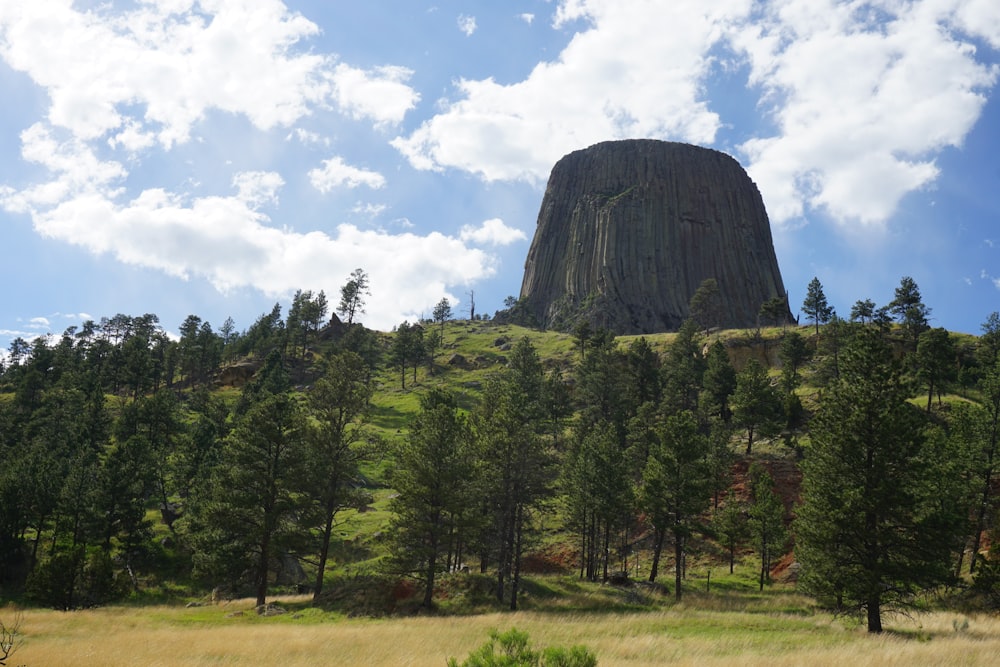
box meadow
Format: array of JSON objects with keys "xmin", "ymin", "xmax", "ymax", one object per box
[{"xmin": 7, "ymin": 576, "xmax": 1000, "ymax": 666}]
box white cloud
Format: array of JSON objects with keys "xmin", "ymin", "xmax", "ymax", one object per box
[
  {"xmin": 309, "ymin": 157, "xmax": 386, "ymax": 192},
  {"xmin": 233, "ymin": 171, "xmax": 284, "ymax": 208},
  {"xmin": 351, "ymin": 202, "xmax": 388, "ymax": 217},
  {"xmin": 519, "ymin": 13, "xmax": 535, "ymax": 25},
  {"xmin": 393, "ymin": 0, "xmax": 744, "ymax": 182},
  {"xmin": 0, "ymin": 128, "xmax": 499, "ymax": 331},
  {"xmin": 0, "ymin": 1, "xmax": 418, "ymax": 147},
  {"xmin": 394, "ymin": 0, "xmax": 997, "ymax": 231},
  {"xmin": 731, "ymin": 0, "xmax": 998, "ymax": 225},
  {"xmin": 329, "ymin": 63, "xmax": 420, "ymax": 125},
  {"xmin": 458, "ymin": 14, "xmax": 477, "ymax": 36},
  {"xmin": 27, "ymin": 317, "xmax": 51, "ymax": 330},
  {"xmin": 459, "ymin": 218, "xmax": 528, "ymax": 246},
  {"xmin": 286, "ymin": 128, "xmax": 329, "ymax": 146}
]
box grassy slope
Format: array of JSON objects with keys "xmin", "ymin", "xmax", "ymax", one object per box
[{"xmin": 8, "ymin": 321, "xmax": 999, "ymax": 665}]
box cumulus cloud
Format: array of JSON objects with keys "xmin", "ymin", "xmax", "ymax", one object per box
[
  {"xmin": 309, "ymin": 157, "xmax": 386, "ymax": 192},
  {"xmin": 458, "ymin": 14, "xmax": 477, "ymax": 36},
  {"xmin": 519, "ymin": 13, "xmax": 535, "ymax": 25},
  {"xmin": 0, "ymin": 119, "xmax": 497, "ymax": 331},
  {"xmin": 393, "ymin": 0, "xmax": 998, "ymax": 230},
  {"xmin": 393, "ymin": 0, "xmax": 741, "ymax": 182},
  {"xmin": 0, "ymin": 1, "xmax": 418, "ymax": 146},
  {"xmin": 732, "ymin": 0, "xmax": 999, "ymax": 225},
  {"xmin": 459, "ymin": 218, "xmax": 528, "ymax": 246}
]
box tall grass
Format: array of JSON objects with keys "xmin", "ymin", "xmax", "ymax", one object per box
[{"xmin": 11, "ymin": 594, "xmax": 1000, "ymax": 666}]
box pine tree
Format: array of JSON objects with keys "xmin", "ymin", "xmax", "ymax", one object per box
[
  {"xmin": 795, "ymin": 328, "xmax": 966, "ymax": 632},
  {"xmin": 748, "ymin": 463, "xmax": 786, "ymax": 591},
  {"xmin": 304, "ymin": 351, "xmax": 380, "ymax": 602},
  {"xmin": 731, "ymin": 359, "xmax": 783, "ymax": 455},
  {"xmin": 713, "ymin": 489, "xmax": 749, "ymax": 574},
  {"xmin": 801, "ymin": 277, "xmax": 833, "ymax": 334},
  {"xmin": 639, "ymin": 410, "xmax": 711, "ymax": 598},
  {"xmin": 389, "ymin": 390, "xmax": 475, "ymax": 608}
]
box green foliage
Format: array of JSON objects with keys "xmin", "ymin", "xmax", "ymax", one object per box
[
  {"xmin": 338, "ymin": 268, "xmax": 369, "ymax": 325},
  {"xmin": 661, "ymin": 319, "xmax": 704, "ymax": 415},
  {"xmin": 701, "ymin": 340, "xmax": 736, "ymax": 421},
  {"xmin": 448, "ymin": 628, "xmax": 598, "ymax": 667},
  {"xmin": 801, "ymin": 277, "xmax": 833, "ymax": 334},
  {"xmin": 689, "ymin": 278, "xmax": 721, "ymax": 330},
  {"xmin": 731, "ymin": 359, "xmax": 783, "ymax": 455},
  {"xmin": 388, "ymin": 389, "xmax": 475, "ymax": 608},
  {"xmin": 889, "ymin": 276, "xmax": 931, "ymax": 350},
  {"xmin": 916, "ymin": 327, "xmax": 957, "ymax": 411},
  {"xmin": 747, "ymin": 463, "xmax": 787, "ymax": 591},
  {"xmin": 640, "ymin": 410, "xmax": 712, "ymax": 595},
  {"xmin": 713, "ymin": 490, "xmax": 749, "ymax": 574},
  {"xmin": 795, "ymin": 328, "xmax": 967, "ymax": 632}
]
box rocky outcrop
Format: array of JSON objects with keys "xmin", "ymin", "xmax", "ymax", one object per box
[{"xmin": 519, "ymin": 140, "xmax": 788, "ymax": 334}]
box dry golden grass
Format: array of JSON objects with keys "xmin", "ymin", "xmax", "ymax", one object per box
[{"xmin": 8, "ymin": 595, "xmax": 1000, "ymax": 666}]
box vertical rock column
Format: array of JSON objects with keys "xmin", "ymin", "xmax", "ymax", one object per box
[{"xmin": 519, "ymin": 139, "xmax": 787, "ymax": 334}]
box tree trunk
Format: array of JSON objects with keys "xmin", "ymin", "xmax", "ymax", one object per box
[
  {"xmin": 867, "ymin": 595, "xmax": 883, "ymax": 633},
  {"xmin": 971, "ymin": 459, "xmax": 996, "ymax": 574},
  {"xmin": 602, "ymin": 522, "xmax": 611, "ymax": 582},
  {"xmin": 674, "ymin": 529, "xmax": 684, "ymax": 601},
  {"xmin": 312, "ymin": 510, "xmax": 336, "ymax": 603},
  {"xmin": 510, "ymin": 505, "xmax": 523, "ymax": 611},
  {"xmin": 758, "ymin": 533, "xmax": 767, "ymax": 592},
  {"xmin": 256, "ymin": 533, "xmax": 270, "ymax": 607},
  {"xmin": 649, "ymin": 527, "xmax": 664, "ymax": 583},
  {"xmin": 423, "ymin": 534, "xmax": 438, "ymax": 608}
]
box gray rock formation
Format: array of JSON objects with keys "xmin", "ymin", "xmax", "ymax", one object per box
[{"xmin": 519, "ymin": 139, "xmax": 788, "ymax": 334}]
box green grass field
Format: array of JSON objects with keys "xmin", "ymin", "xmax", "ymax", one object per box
[{"xmin": 8, "ymin": 578, "xmax": 1000, "ymax": 667}]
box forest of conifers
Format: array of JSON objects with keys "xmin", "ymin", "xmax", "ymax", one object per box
[{"xmin": 2, "ymin": 277, "xmax": 1000, "ymax": 634}]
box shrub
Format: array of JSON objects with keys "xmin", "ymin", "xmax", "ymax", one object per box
[{"xmin": 448, "ymin": 628, "xmax": 597, "ymax": 667}]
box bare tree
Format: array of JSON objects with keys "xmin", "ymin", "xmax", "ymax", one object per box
[{"xmin": 0, "ymin": 612, "xmax": 23, "ymax": 667}]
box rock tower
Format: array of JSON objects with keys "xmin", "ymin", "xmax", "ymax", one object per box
[{"xmin": 519, "ymin": 139, "xmax": 788, "ymax": 333}]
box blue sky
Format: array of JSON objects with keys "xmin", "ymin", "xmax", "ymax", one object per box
[{"xmin": 1, "ymin": 0, "xmax": 998, "ymax": 358}]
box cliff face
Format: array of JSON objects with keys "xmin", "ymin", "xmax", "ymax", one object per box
[{"xmin": 519, "ymin": 140, "xmax": 788, "ymax": 334}]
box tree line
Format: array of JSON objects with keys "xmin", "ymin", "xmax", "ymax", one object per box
[{"xmin": 1, "ymin": 272, "xmax": 1000, "ymax": 635}]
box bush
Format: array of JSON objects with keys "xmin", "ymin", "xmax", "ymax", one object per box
[{"xmin": 448, "ymin": 628, "xmax": 597, "ymax": 667}]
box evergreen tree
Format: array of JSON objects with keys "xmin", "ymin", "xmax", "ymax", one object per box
[
  {"xmin": 888, "ymin": 276, "xmax": 930, "ymax": 350},
  {"xmin": 747, "ymin": 463, "xmax": 786, "ymax": 591},
  {"xmin": 304, "ymin": 351, "xmax": 380, "ymax": 602},
  {"xmin": 337, "ymin": 268, "xmax": 369, "ymax": 325},
  {"xmin": 564, "ymin": 421, "xmax": 633, "ymax": 582},
  {"xmin": 473, "ymin": 338, "xmax": 552, "ymax": 610},
  {"xmin": 701, "ymin": 340, "xmax": 736, "ymax": 422},
  {"xmin": 639, "ymin": 410, "xmax": 711, "ymax": 598},
  {"xmin": 801, "ymin": 277, "xmax": 833, "ymax": 334},
  {"xmin": 713, "ymin": 489, "xmax": 749, "ymax": 574},
  {"xmin": 389, "ymin": 390, "xmax": 475, "ymax": 608},
  {"xmin": 184, "ymin": 392, "xmax": 308, "ymax": 607},
  {"xmin": 731, "ymin": 359, "xmax": 783, "ymax": 455},
  {"xmin": 796, "ymin": 328, "xmax": 966, "ymax": 632},
  {"xmin": 661, "ymin": 319, "xmax": 705, "ymax": 415},
  {"xmin": 688, "ymin": 278, "xmax": 721, "ymax": 330},
  {"xmin": 956, "ymin": 357, "xmax": 1000, "ymax": 574},
  {"xmin": 432, "ymin": 297, "xmax": 453, "ymax": 335},
  {"xmin": 849, "ymin": 298, "xmax": 876, "ymax": 324},
  {"xmin": 915, "ymin": 327, "xmax": 956, "ymax": 411}
]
